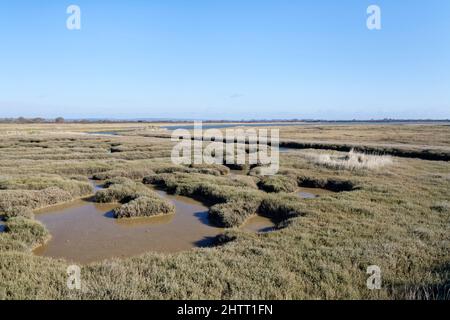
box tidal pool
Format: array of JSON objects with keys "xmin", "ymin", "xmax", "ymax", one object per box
[
  {"xmin": 33, "ymin": 187, "xmax": 275, "ymax": 264},
  {"xmin": 33, "ymin": 191, "xmax": 222, "ymax": 264}
]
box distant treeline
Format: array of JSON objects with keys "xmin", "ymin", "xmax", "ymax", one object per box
[
  {"xmin": 0, "ymin": 117, "xmax": 66, "ymax": 124},
  {"xmin": 0, "ymin": 117, "xmax": 448, "ymax": 124}
]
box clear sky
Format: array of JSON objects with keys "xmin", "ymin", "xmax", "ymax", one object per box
[{"xmin": 0, "ymin": 0, "xmax": 449, "ymax": 120}]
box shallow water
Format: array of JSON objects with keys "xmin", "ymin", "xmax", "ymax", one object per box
[
  {"xmin": 296, "ymin": 187, "xmax": 334, "ymax": 199},
  {"xmin": 33, "ymin": 187, "xmax": 274, "ymax": 263},
  {"xmin": 241, "ymin": 215, "xmax": 276, "ymax": 233},
  {"xmin": 33, "ymin": 190, "xmax": 223, "ymax": 264},
  {"xmin": 0, "ymin": 221, "xmax": 5, "ymax": 233},
  {"xmin": 87, "ymin": 131, "xmax": 120, "ymax": 136}
]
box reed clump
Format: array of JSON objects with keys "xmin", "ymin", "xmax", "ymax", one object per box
[{"xmin": 303, "ymin": 149, "xmax": 393, "ymax": 171}]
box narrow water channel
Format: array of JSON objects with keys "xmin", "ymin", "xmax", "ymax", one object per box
[{"xmin": 296, "ymin": 187, "xmax": 335, "ymax": 199}]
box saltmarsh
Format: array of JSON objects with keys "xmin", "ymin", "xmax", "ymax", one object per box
[{"xmin": 0, "ymin": 123, "xmax": 449, "ymax": 300}]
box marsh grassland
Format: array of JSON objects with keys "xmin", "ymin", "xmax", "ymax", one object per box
[{"xmin": 0, "ymin": 123, "xmax": 449, "ymax": 299}]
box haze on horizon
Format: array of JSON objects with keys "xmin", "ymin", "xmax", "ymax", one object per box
[{"xmin": 0, "ymin": 0, "xmax": 449, "ymax": 120}]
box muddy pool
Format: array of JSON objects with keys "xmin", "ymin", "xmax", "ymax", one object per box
[{"xmin": 33, "ymin": 186, "xmax": 275, "ymax": 263}]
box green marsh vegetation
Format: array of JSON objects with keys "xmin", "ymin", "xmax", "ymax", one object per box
[
  {"xmin": 0, "ymin": 123, "xmax": 448, "ymax": 299},
  {"xmin": 94, "ymin": 177, "xmax": 175, "ymax": 218}
]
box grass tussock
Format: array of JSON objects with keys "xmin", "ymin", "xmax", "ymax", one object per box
[
  {"xmin": 0, "ymin": 175, "xmax": 93, "ymax": 197},
  {"xmin": 259, "ymin": 194, "xmax": 306, "ymax": 220},
  {"xmin": 0, "ymin": 187, "xmax": 73, "ymax": 214},
  {"xmin": 296, "ymin": 176, "xmax": 355, "ymax": 192},
  {"xmin": 113, "ymin": 196, "xmax": 175, "ymax": 219},
  {"xmin": 102, "ymin": 177, "xmax": 133, "ymax": 188},
  {"xmin": 4, "ymin": 217, "xmax": 50, "ymax": 250},
  {"xmin": 228, "ymin": 175, "xmax": 258, "ymax": 189},
  {"xmin": 303, "ymin": 149, "xmax": 393, "ymax": 171},
  {"xmin": 188, "ymin": 164, "xmax": 230, "ymax": 176},
  {"xmin": 95, "ymin": 178, "xmax": 175, "ymax": 219},
  {"xmin": 209, "ymin": 200, "xmax": 260, "ymax": 227},
  {"xmin": 1, "ymin": 206, "xmax": 34, "ymax": 220},
  {"xmin": 95, "ymin": 179, "xmax": 154, "ymax": 203},
  {"xmin": 257, "ymin": 175, "xmax": 298, "ymax": 193}
]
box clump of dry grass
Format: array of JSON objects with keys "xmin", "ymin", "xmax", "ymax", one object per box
[
  {"xmin": 95, "ymin": 178, "xmax": 175, "ymax": 219},
  {"xmin": 95, "ymin": 179, "xmax": 154, "ymax": 203},
  {"xmin": 188, "ymin": 164, "xmax": 230, "ymax": 176},
  {"xmin": 113, "ymin": 196, "xmax": 175, "ymax": 219},
  {"xmin": 4, "ymin": 217, "xmax": 50, "ymax": 250},
  {"xmin": 303, "ymin": 149, "xmax": 393, "ymax": 171},
  {"xmin": 228, "ymin": 175, "xmax": 258, "ymax": 189},
  {"xmin": 0, "ymin": 175, "xmax": 93, "ymax": 197},
  {"xmin": 296, "ymin": 175, "xmax": 355, "ymax": 192},
  {"xmin": 259, "ymin": 194, "xmax": 306, "ymax": 220},
  {"xmin": 257, "ymin": 175, "xmax": 298, "ymax": 193},
  {"xmin": 1, "ymin": 206, "xmax": 34, "ymax": 220},
  {"xmin": 0, "ymin": 187, "xmax": 73, "ymax": 213},
  {"xmin": 102, "ymin": 177, "xmax": 133, "ymax": 188},
  {"xmin": 209, "ymin": 200, "xmax": 260, "ymax": 227}
]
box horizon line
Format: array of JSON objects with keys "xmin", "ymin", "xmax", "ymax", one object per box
[{"xmin": 1, "ymin": 117, "xmax": 449, "ymax": 123}]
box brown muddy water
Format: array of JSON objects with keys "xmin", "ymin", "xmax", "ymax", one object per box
[
  {"xmin": 241, "ymin": 215, "xmax": 276, "ymax": 233},
  {"xmin": 297, "ymin": 187, "xmax": 335, "ymax": 199},
  {"xmin": 33, "ymin": 186, "xmax": 275, "ymax": 264}
]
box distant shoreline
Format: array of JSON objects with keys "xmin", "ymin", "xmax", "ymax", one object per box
[{"xmin": 0, "ymin": 118, "xmax": 449, "ymax": 125}]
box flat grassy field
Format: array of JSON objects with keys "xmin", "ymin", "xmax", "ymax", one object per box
[{"xmin": 0, "ymin": 123, "xmax": 449, "ymax": 299}]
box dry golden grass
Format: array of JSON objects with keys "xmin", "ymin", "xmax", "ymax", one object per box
[{"xmin": 302, "ymin": 149, "xmax": 393, "ymax": 171}]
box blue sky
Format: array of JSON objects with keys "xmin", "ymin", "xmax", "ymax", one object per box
[{"xmin": 0, "ymin": 0, "xmax": 449, "ymax": 120}]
